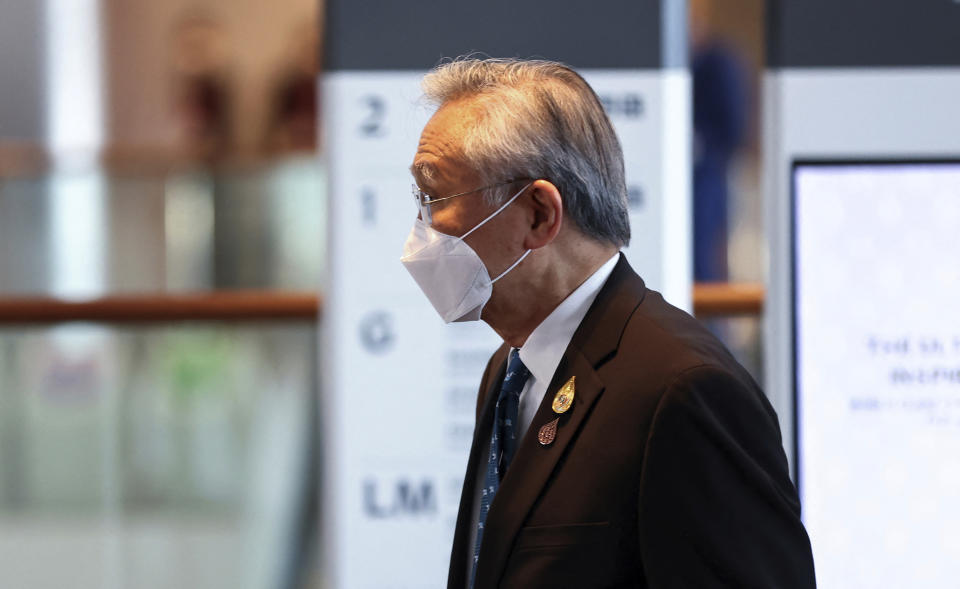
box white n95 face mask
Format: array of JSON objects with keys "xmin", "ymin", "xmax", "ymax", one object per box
[{"xmin": 400, "ymin": 183, "xmax": 532, "ymax": 323}]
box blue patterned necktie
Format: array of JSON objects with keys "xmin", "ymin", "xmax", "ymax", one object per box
[{"xmin": 471, "ymin": 349, "xmax": 530, "ymax": 588}]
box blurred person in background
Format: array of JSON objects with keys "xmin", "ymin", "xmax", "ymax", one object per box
[
  {"xmin": 690, "ymin": 0, "xmax": 749, "ymax": 282},
  {"xmin": 171, "ymin": 15, "xmax": 232, "ymax": 161},
  {"xmin": 263, "ymin": 25, "xmax": 318, "ymax": 154},
  {"xmin": 401, "ymin": 57, "xmax": 815, "ymax": 589}
]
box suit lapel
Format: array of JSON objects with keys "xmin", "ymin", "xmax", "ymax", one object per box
[
  {"xmin": 448, "ymin": 345, "xmax": 508, "ymax": 589},
  {"xmin": 475, "ymin": 348, "xmax": 603, "ymax": 587},
  {"xmin": 474, "ymin": 255, "xmax": 647, "ymax": 587}
]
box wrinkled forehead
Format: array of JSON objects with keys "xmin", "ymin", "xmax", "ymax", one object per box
[{"xmin": 410, "ymin": 99, "xmax": 481, "ymax": 192}]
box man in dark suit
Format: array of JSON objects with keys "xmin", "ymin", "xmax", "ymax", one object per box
[{"xmin": 401, "ymin": 58, "xmax": 815, "ymax": 588}]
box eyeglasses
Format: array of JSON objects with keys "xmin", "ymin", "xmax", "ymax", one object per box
[{"xmin": 411, "ymin": 178, "xmax": 529, "ymax": 224}]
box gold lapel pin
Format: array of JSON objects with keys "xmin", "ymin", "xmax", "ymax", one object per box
[
  {"xmin": 538, "ymin": 417, "xmax": 559, "ymax": 445},
  {"xmin": 551, "ymin": 376, "xmax": 575, "ymax": 414}
]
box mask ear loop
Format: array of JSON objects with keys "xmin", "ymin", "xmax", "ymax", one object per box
[
  {"xmin": 490, "ymin": 248, "xmax": 531, "ymax": 283},
  {"xmin": 459, "ymin": 182, "xmax": 533, "ymax": 241}
]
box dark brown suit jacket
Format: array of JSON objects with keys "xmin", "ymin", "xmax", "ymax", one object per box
[{"xmin": 448, "ymin": 255, "xmax": 816, "ymax": 588}]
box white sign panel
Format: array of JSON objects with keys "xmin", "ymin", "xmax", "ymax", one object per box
[
  {"xmin": 322, "ymin": 72, "xmax": 495, "ymax": 589},
  {"xmin": 763, "ymin": 69, "xmax": 960, "ymax": 469},
  {"xmin": 321, "ymin": 68, "xmax": 688, "ymax": 588},
  {"xmin": 794, "ymin": 162, "xmax": 960, "ymax": 587}
]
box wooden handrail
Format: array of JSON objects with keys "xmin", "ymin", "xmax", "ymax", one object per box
[
  {"xmin": 693, "ymin": 282, "xmax": 765, "ymax": 317},
  {"xmin": 0, "ymin": 291, "xmax": 321, "ymax": 324},
  {"xmin": 0, "ymin": 284, "xmax": 762, "ymax": 324}
]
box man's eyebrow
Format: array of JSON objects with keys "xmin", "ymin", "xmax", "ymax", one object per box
[{"xmin": 410, "ymin": 161, "xmax": 436, "ymax": 190}]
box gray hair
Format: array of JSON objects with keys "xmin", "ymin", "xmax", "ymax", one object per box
[{"xmin": 421, "ymin": 57, "xmax": 630, "ymax": 247}]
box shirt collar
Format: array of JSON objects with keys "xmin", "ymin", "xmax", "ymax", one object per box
[{"xmin": 517, "ymin": 253, "xmax": 620, "ymax": 387}]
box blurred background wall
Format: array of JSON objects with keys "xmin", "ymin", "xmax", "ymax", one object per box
[{"xmin": 1, "ymin": 1, "xmax": 324, "ymax": 588}]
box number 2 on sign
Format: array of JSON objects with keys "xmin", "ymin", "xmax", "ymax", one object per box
[{"xmin": 359, "ymin": 95, "xmax": 386, "ymax": 137}]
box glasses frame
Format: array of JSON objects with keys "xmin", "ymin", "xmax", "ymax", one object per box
[{"xmin": 411, "ymin": 178, "xmax": 529, "ymax": 224}]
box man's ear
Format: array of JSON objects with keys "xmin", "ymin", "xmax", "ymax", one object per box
[{"xmin": 523, "ymin": 179, "xmax": 563, "ymax": 250}]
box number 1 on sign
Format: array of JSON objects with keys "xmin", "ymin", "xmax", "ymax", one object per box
[{"xmin": 361, "ymin": 187, "xmax": 377, "ymax": 226}]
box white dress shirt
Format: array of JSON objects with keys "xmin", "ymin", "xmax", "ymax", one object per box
[
  {"xmin": 465, "ymin": 253, "xmax": 619, "ymax": 581},
  {"xmin": 514, "ymin": 252, "xmax": 619, "ymax": 437}
]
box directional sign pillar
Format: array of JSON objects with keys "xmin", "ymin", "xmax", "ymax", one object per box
[{"xmin": 320, "ymin": 3, "xmax": 689, "ymax": 587}]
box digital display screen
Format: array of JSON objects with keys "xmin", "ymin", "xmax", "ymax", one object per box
[{"xmin": 793, "ymin": 160, "xmax": 960, "ymax": 587}]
